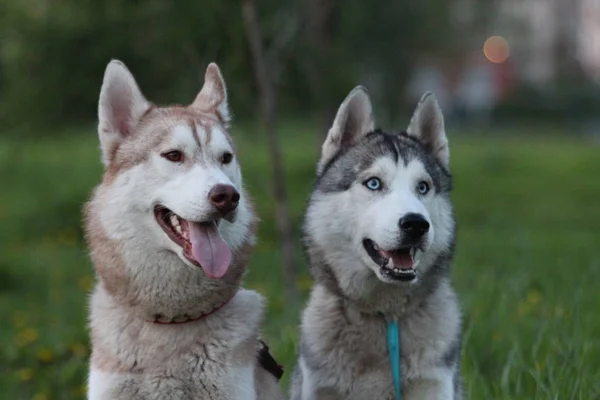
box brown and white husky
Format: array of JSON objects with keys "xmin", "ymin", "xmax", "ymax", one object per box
[{"xmin": 84, "ymin": 60, "xmax": 284, "ymax": 400}]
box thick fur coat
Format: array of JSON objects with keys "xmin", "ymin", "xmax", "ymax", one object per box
[{"xmin": 85, "ymin": 60, "xmax": 283, "ymax": 400}]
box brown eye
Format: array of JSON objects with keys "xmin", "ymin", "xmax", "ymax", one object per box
[
  {"xmin": 221, "ymin": 152, "xmax": 233, "ymax": 164},
  {"xmin": 162, "ymin": 150, "xmax": 183, "ymax": 162}
]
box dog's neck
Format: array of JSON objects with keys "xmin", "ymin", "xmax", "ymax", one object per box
[
  {"xmin": 144, "ymin": 291, "xmax": 237, "ymax": 325},
  {"xmin": 308, "ymin": 242, "xmax": 454, "ymax": 320},
  {"xmin": 85, "ymin": 216, "xmax": 246, "ymax": 321},
  {"xmin": 315, "ymin": 267, "xmax": 413, "ymax": 320},
  {"xmin": 314, "ymin": 261, "xmax": 453, "ymax": 321},
  {"xmin": 346, "ymin": 290, "xmax": 414, "ymax": 321},
  {"xmin": 89, "ymin": 287, "xmax": 267, "ymax": 374}
]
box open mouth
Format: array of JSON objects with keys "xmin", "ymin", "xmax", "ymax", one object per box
[
  {"xmin": 154, "ymin": 206, "xmax": 232, "ymax": 279},
  {"xmin": 363, "ymin": 238, "xmax": 419, "ymax": 282}
]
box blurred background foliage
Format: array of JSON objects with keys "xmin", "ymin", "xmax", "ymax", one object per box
[
  {"xmin": 1, "ymin": 0, "xmax": 599, "ymax": 399},
  {"xmin": 1, "ymin": 0, "xmax": 599, "ymax": 134},
  {"xmin": 0, "ymin": 0, "xmax": 468, "ymax": 131}
]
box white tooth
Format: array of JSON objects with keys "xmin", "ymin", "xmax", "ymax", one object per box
[{"xmin": 172, "ymin": 218, "xmax": 180, "ymax": 230}]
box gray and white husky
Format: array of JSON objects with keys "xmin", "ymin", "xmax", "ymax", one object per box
[
  {"xmin": 291, "ymin": 87, "xmax": 462, "ymax": 399},
  {"xmin": 85, "ymin": 60, "xmax": 284, "ymax": 399}
]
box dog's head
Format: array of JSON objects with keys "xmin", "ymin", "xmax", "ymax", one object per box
[
  {"xmin": 306, "ymin": 87, "xmax": 454, "ymax": 291},
  {"xmin": 87, "ymin": 60, "xmax": 255, "ymax": 317}
]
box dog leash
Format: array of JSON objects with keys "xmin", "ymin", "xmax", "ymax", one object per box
[{"xmin": 387, "ymin": 320, "xmax": 401, "ymax": 400}]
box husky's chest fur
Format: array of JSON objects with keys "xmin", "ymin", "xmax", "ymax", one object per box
[
  {"xmin": 88, "ymin": 288, "xmax": 263, "ymax": 400},
  {"xmin": 297, "ymin": 283, "xmax": 461, "ymax": 400}
]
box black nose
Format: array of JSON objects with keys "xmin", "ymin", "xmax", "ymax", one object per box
[
  {"xmin": 399, "ymin": 213, "xmax": 430, "ymax": 239},
  {"xmin": 208, "ymin": 184, "xmax": 240, "ymax": 216}
]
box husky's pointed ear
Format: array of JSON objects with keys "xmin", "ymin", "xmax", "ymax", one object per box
[
  {"xmin": 406, "ymin": 92, "xmax": 449, "ymax": 168},
  {"xmin": 318, "ymin": 86, "xmax": 374, "ymax": 174},
  {"xmin": 98, "ymin": 60, "xmax": 150, "ymax": 167},
  {"xmin": 192, "ymin": 63, "xmax": 230, "ymax": 126}
]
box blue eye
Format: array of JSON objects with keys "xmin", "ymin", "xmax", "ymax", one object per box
[
  {"xmin": 417, "ymin": 181, "xmax": 430, "ymax": 195},
  {"xmin": 364, "ymin": 177, "xmax": 382, "ymax": 191}
]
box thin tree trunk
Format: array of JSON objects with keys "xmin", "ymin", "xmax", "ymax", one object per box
[
  {"xmin": 242, "ymin": 0, "xmax": 298, "ymax": 306},
  {"xmin": 553, "ymin": 0, "xmax": 583, "ymax": 81},
  {"xmin": 305, "ymin": 0, "xmax": 335, "ymax": 143}
]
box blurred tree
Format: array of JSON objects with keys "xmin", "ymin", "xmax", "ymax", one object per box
[
  {"xmin": 302, "ymin": 0, "xmax": 336, "ymax": 140},
  {"xmin": 242, "ymin": 0, "xmax": 299, "ymax": 306},
  {"xmin": 553, "ymin": 0, "xmax": 585, "ymax": 82},
  {"xmin": 0, "ymin": 0, "xmax": 461, "ymax": 132}
]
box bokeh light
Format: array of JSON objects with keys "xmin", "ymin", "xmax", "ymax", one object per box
[{"xmin": 483, "ymin": 35, "xmax": 510, "ymax": 64}]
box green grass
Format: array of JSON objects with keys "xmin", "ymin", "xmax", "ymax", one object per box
[{"xmin": 1, "ymin": 123, "xmax": 599, "ymax": 399}]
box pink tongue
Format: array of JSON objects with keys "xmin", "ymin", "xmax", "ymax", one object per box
[
  {"xmin": 382, "ymin": 250, "xmax": 414, "ymax": 270},
  {"xmin": 188, "ymin": 221, "xmax": 232, "ymax": 279}
]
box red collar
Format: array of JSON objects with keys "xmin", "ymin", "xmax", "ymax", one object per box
[{"xmin": 146, "ymin": 293, "xmax": 235, "ymax": 325}]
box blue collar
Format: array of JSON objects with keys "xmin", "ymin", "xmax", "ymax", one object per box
[{"xmin": 387, "ymin": 320, "xmax": 401, "ymax": 400}]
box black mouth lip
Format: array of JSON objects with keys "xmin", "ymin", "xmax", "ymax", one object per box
[
  {"xmin": 362, "ymin": 238, "xmax": 418, "ymax": 282},
  {"xmin": 153, "ymin": 205, "xmax": 219, "ymax": 267}
]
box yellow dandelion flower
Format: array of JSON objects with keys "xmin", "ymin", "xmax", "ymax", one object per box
[
  {"xmin": 17, "ymin": 368, "xmax": 33, "ymax": 381},
  {"xmin": 517, "ymin": 301, "xmax": 530, "ymax": 317},
  {"xmin": 38, "ymin": 348, "xmax": 54, "ymax": 363},
  {"xmin": 12, "ymin": 311, "xmax": 27, "ymax": 328},
  {"xmin": 23, "ymin": 328, "xmax": 39, "ymax": 341},
  {"xmin": 15, "ymin": 336, "xmax": 26, "ymax": 347},
  {"xmin": 58, "ymin": 228, "xmax": 78, "ymax": 246},
  {"xmin": 78, "ymin": 275, "xmax": 94, "ymax": 291},
  {"xmin": 16, "ymin": 328, "xmax": 39, "ymax": 346},
  {"xmin": 297, "ymin": 274, "xmax": 313, "ymax": 292},
  {"xmin": 70, "ymin": 384, "xmax": 88, "ymax": 396},
  {"xmin": 70, "ymin": 342, "xmax": 88, "ymax": 357},
  {"xmin": 535, "ymin": 361, "xmax": 543, "ymax": 371},
  {"xmin": 526, "ymin": 289, "xmax": 542, "ymax": 306}
]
